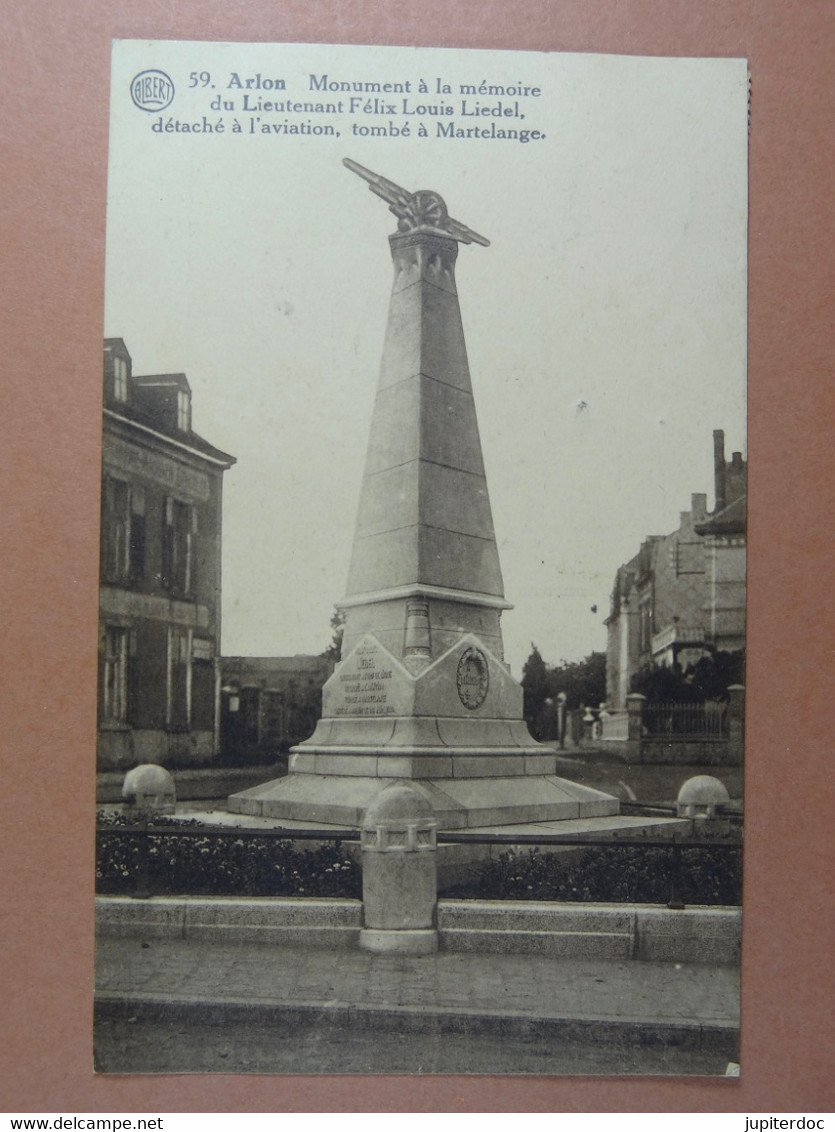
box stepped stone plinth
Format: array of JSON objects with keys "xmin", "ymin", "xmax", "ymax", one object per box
[{"xmin": 228, "ymin": 159, "xmax": 619, "ymax": 830}]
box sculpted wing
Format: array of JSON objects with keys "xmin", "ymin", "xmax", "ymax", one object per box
[{"xmin": 343, "ymin": 157, "xmax": 489, "ymax": 246}]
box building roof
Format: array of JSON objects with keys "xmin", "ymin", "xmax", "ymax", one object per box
[
  {"xmin": 104, "ymin": 402, "xmax": 236, "ymax": 467},
  {"xmin": 695, "ymin": 494, "xmax": 747, "ymax": 536},
  {"xmin": 103, "ymin": 339, "xmax": 235, "ymax": 468}
]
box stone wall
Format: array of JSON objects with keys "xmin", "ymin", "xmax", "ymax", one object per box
[{"xmin": 639, "ymin": 738, "xmax": 739, "ymax": 766}]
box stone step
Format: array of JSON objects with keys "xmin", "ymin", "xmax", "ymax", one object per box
[
  {"xmin": 183, "ymin": 897, "xmax": 362, "ymax": 927},
  {"xmin": 96, "ymin": 896, "xmax": 741, "ymax": 965},
  {"xmin": 184, "ymin": 898, "xmax": 361, "ymax": 947},
  {"xmin": 438, "ymin": 899, "xmax": 633, "ymax": 934},
  {"xmin": 228, "ymin": 773, "xmax": 620, "ymax": 829},
  {"xmin": 96, "ymin": 896, "xmax": 362, "ymax": 944},
  {"xmin": 185, "ymin": 924, "xmax": 360, "ymax": 948},
  {"xmin": 440, "ymin": 927, "xmax": 633, "ymax": 959}
]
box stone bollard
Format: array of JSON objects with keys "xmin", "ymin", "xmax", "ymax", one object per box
[
  {"xmin": 359, "ymin": 782, "xmax": 439, "ymax": 955},
  {"xmin": 677, "ymin": 774, "xmax": 731, "ymax": 828},
  {"xmin": 122, "ymin": 764, "xmax": 176, "ymax": 816}
]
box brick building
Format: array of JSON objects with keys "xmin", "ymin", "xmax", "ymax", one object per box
[
  {"xmin": 218, "ymin": 655, "xmax": 335, "ymax": 763},
  {"xmin": 605, "ymin": 431, "xmax": 746, "ymax": 710},
  {"xmin": 98, "ymin": 339, "xmax": 235, "ymax": 769}
]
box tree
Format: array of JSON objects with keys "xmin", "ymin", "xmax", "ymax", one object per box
[
  {"xmin": 521, "ymin": 647, "xmax": 606, "ymax": 739},
  {"xmin": 322, "ymin": 608, "xmax": 345, "ymax": 663},
  {"xmin": 687, "ymin": 650, "xmax": 745, "ymax": 700},
  {"xmin": 521, "ymin": 645, "xmax": 549, "ymax": 738},
  {"xmin": 629, "ymin": 649, "xmax": 745, "ymax": 703},
  {"xmin": 549, "ymin": 653, "xmax": 606, "ymax": 710},
  {"xmin": 629, "ymin": 662, "xmax": 692, "ymax": 703}
]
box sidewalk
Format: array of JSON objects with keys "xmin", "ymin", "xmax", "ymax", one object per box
[{"xmin": 94, "ymin": 935, "xmax": 739, "ymax": 1076}]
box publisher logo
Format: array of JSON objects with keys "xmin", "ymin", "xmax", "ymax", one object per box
[{"xmin": 130, "ymin": 69, "xmax": 175, "ymax": 112}]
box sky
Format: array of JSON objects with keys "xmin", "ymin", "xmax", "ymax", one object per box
[{"xmin": 105, "ymin": 41, "xmax": 748, "ymax": 675}]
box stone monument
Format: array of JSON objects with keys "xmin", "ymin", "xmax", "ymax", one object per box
[{"xmin": 228, "ymin": 159, "xmax": 618, "ymax": 829}]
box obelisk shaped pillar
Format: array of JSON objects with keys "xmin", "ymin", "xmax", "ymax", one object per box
[
  {"xmin": 341, "ymin": 228, "xmax": 511, "ymax": 667},
  {"xmin": 227, "ymin": 162, "xmax": 620, "ymax": 829}
]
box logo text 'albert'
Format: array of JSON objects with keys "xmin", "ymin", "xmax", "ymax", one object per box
[{"xmin": 130, "ymin": 70, "xmax": 175, "ymax": 112}]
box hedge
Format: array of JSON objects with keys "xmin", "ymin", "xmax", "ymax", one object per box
[
  {"xmin": 444, "ymin": 843, "xmax": 742, "ymax": 905},
  {"xmin": 95, "ymin": 812, "xmax": 361, "ymax": 899},
  {"xmin": 96, "ymin": 813, "xmax": 741, "ymax": 905}
]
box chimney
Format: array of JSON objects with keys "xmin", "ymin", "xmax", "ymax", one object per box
[
  {"xmin": 726, "ymin": 450, "xmax": 747, "ymax": 505},
  {"xmin": 713, "ymin": 429, "xmax": 727, "ymax": 514}
]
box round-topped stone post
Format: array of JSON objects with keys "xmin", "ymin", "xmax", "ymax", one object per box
[
  {"xmin": 122, "ymin": 764, "xmax": 176, "ymax": 816},
  {"xmin": 677, "ymin": 775, "xmax": 730, "ymax": 820},
  {"xmin": 359, "ymin": 782, "xmax": 438, "ymax": 954}
]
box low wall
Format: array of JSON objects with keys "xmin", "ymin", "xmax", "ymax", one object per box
[
  {"xmin": 96, "ymin": 764, "xmax": 282, "ymax": 804},
  {"xmin": 95, "ymin": 895, "xmax": 741, "ymax": 966},
  {"xmin": 594, "ymin": 738, "xmax": 739, "ymax": 766},
  {"xmin": 639, "ymin": 739, "xmax": 738, "ymax": 766},
  {"xmin": 97, "ymin": 729, "xmax": 217, "ymax": 771}
]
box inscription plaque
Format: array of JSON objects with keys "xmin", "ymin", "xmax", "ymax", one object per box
[{"xmin": 332, "ymin": 639, "xmax": 397, "ymax": 717}]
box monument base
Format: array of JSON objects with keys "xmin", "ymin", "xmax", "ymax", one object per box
[
  {"xmin": 227, "ymin": 770, "xmax": 618, "ymax": 830},
  {"xmin": 226, "ymin": 633, "xmax": 621, "ymax": 829}
]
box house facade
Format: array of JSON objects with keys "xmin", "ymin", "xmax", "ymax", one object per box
[
  {"xmin": 605, "ymin": 431, "xmax": 746, "ymax": 710},
  {"xmin": 98, "ymin": 338, "xmax": 235, "ymax": 770}
]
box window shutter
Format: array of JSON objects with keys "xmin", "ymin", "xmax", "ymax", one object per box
[
  {"xmin": 127, "ymin": 628, "xmax": 137, "ymax": 725},
  {"xmin": 129, "ymin": 485, "xmax": 146, "ymax": 582},
  {"xmin": 131, "ymin": 484, "xmax": 146, "ymax": 516},
  {"xmin": 162, "ymin": 495, "xmax": 173, "ymax": 589}
]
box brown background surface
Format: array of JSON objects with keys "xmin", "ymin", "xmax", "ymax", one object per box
[{"xmin": 1, "ymin": 0, "xmax": 832, "ymax": 1114}]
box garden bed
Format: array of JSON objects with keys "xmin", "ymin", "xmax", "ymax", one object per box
[
  {"xmin": 96, "ymin": 813, "xmax": 741, "ymax": 905},
  {"xmin": 96, "ymin": 813, "xmax": 361, "ymax": 899},
  {"xmin": 443, "ymin": 843, "xmax": 742, "ymax": 905}
]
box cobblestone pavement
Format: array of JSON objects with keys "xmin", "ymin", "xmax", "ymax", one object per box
[
  {"xmin": 94, "ymin": 937, "xmax": 739, "ymax": 1076},
  {"xmin": 94, "ymin": 1014, "xmax": 733, "ymax": 1076}
]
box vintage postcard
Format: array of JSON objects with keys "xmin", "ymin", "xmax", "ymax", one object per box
[{"xmin": 95, "ymin": 39, "xmax": 748, "ymax": 1076}]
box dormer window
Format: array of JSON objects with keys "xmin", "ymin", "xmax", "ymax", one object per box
[
  {"xmin": 177, "ymin": 389, "xmax": 191, "ymax": 431},
  {"xmin": 113, "ymin": 356, "xmax": 128, "ymax": 402},
  {"xmin": 104, "ymin": 340, "xmax": 132, "ymax": 405}
]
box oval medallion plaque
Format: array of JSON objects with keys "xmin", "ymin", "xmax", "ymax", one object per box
[{"xmin": 456, "ymin": 646, "xmax": 489, "ymax": 710}]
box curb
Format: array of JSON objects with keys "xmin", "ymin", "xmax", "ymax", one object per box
[
  {"xmin": 95, "ymin": 895, "xmax": 742, "ymax": 965},
  {"xmin": 94, "ymin": 992, "xmax": 739, "ymax": 1056}
]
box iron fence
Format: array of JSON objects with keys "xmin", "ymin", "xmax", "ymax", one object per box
[
  {"xmin": 95, "ymin": 819, "xmax": 742, "ymax": 910},
  {"xmin": 643, "ymin": 700, "xmax": 728, "ymax": 738}
]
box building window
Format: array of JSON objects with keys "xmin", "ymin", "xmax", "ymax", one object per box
[
  {"xmin": 177, "ymin": 389, "xmax": 191, "ymax": 431},
  {"xmin": 669, "ymin": 539, "xmax": 705, "ymax": 577},
  {"xmin": 102, "ymin": 478, "xmax": 145, "ymax": 584},
  {"xmin": 167, "ymin": 627, "xmax": 192, "ymax": 731},
  {"xmin": 103, "ymin": 477, "xmax": 130, "ymax": 582},
  {"xmin": 103, "ymin": 626, "xmax": 129, "ymax": 723},
  {"xmin": 163, "ymin": 497, "xmax": 196, "ymax": 596},
  {"xmin": 113, "ymin": 356, "xmax": 128, "ymax": 402},
  {"xmin": 129, "ymin": 484, "xmax": 146, "ymax": 581}
]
